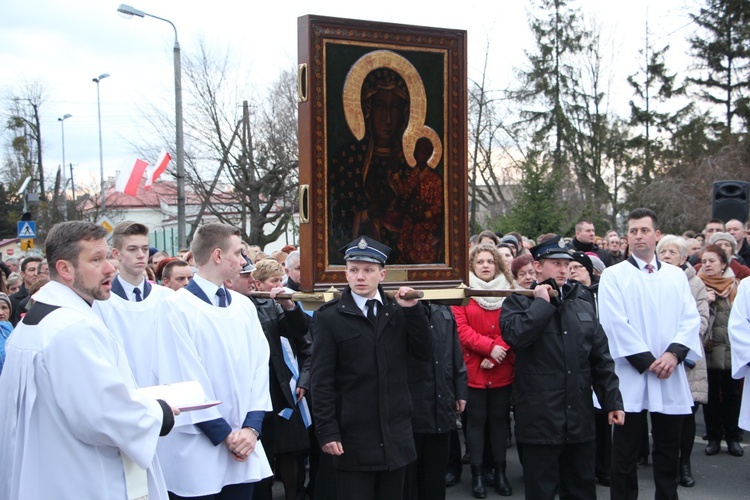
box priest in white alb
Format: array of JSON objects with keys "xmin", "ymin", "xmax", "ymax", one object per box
[
  {"xmin": 599, "ymin": 208, "xmax": 701, "ymax": 500},
  {"xmin": 0, "ymin": 221, "xmax": 177, "ymax": 500},
  {"xmin": 152, "ymin": 222, "xmax": 272, "ymax": 499},
  {"xmin": 729, "ymin": 277, "xmax": 750, "ymax": 432}
]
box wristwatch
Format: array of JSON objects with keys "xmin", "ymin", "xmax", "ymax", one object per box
[{"xmin": 248, "ymin": 427, "xmax": 260, "ymax": 438}]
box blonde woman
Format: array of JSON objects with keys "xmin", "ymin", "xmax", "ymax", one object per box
[{"xmin": 452, "ymin": 244, "xmax": 516, "ymax": 497}]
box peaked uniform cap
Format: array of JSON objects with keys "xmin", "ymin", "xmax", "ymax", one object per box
[
  {"xmin": 531, "ymin": 235, "xmax": 573, "ymax": 261},
  {"xmin": 339, "ymin": 236, "xmax": 391, "ymax": 265}
]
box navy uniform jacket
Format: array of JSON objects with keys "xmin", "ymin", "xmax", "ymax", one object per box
[
  {"xmin": 500, "ymin": 279, "xmax": 622, "ymax": 445},
  {"xmin": 310, "ymin": 285, "xmax": 433, "ymax": 471}
]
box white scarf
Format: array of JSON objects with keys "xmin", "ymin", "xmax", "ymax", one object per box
[{"xmin": 469, "ymin": 272, "xmax": 513, "ymax": 310}]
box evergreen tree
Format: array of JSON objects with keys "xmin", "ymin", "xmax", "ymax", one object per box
[
  {"xmin": 688, "ymin": 0, "xmax": 750, "ymax": 135},
  {"xmin": 493, "ymin": 151, "xmax": 563, "ymax": 237},
  {"xmin": 627, "ymin": 41, "xmax": 692, "ymax": 182},
  {"xmin": 510, "ymin": 0, "xmax": 588, "ymax": 176}
]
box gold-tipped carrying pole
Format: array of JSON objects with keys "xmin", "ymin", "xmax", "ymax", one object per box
[{"xmin": 249, "ymin": 287, "xmax": 554, "ymax": 310}]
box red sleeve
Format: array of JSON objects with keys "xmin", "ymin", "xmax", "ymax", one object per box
[{"xmin": 452, "ymin": 302, "xmax": 497, "ymax": 357}]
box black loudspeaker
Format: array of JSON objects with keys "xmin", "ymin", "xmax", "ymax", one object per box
[{"xmin": 712, "ymin": 180, "xmax": 750, "ymax": 223}]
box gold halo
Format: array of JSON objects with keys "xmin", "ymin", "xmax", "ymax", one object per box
[{"xmin": 342, "ymin": 50, "xmax": 443, "ymax": 168}]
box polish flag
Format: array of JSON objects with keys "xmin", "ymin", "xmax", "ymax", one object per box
[
  {"xmin": 145, "ymin": 149, "xmax": 171, "ymax": 190},
  {"xmin": 115, "ymin": 158, "xmax": 149, "ymax": 196}
]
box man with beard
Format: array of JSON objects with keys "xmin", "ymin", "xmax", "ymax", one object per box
[{"xmin": 0, "ymin": 221, "xmax": 177, "ymax": 499}]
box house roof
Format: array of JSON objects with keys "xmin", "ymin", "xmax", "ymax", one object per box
[{"xmin": 102, "ymin": 179, "xmax": 204, "ymax": 209}]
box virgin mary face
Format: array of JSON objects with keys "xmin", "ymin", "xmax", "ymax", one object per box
[{"xmin": 370, "ymin": 89, "xmax": 406, "ymax": 146}]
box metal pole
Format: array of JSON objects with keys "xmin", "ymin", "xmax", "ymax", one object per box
[
  {"xmin": 58, "ymin": 114, "xmax": 71, "ymax": 220},
  {"xmin": 115, "ymin": 5, "xmax": 185, "ymax": 247},
  {"xmin": 174, "ymin": 39, "xmax": 186, "ymax": 249},
  {"xmin": 95, "ymin": 78, "xmax": 106, "ymax": 210},
  {"xmin": 69, "ymin": 163, "xmax": 76, "ymax": 203}
]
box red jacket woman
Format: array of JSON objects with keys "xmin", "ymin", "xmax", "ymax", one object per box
[{"xmin": 452, "ymin": 243, "xmax": 517, "ymax": 497}]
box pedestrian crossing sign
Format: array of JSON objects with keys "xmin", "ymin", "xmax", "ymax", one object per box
[{"xmin": 17, "ymin": 221, "xmax": 36, "ymax": 239}]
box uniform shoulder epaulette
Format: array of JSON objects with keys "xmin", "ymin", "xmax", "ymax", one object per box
[{"xmin": 317, "ymin": 298, "xmax": 341, "ymax": 312}]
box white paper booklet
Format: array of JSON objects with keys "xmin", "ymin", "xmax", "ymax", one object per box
[{"xmin": 137, "ymin": 381, "xmax": 221, "ymax": 411}]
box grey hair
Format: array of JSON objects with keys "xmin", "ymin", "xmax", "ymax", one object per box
[{"xmin": 656, "ymin": 234, "xmax": 688, "ymax": 260}]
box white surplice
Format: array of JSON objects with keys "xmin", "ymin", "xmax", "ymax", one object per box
[
  {"xmin": 153, "ymin": 287, "xmax": 272, "ymax": 497},
  {"xmin": 599, "ymin": 260, "xmax": 701, "ymax": 414},
  {"xmin": 0, "ymin": 281, "xmax": 168, "ymax": 500},
  {"xmin": 94, "ymin": 282, "xmax": 173, "ymax": 387},
  {"xmin": 729, "ymin": 277, "xmax": 750, "ymax": 431}
]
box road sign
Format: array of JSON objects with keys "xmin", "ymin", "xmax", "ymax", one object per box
[
  {"xmin": 97, "ymin": 216, "xmax": 114, "ymax": 234},
  {"xmin": 17, "ymin": 221, "xmax": 36, "ymax": 238},
  {"xmin": 21, "ymin": 239, "xmax": 34, "ymax": 251}
]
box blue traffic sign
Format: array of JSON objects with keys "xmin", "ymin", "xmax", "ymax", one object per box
[{"xmin": 17, "ymin": 221, "xmax": 36, "ymax": 239}]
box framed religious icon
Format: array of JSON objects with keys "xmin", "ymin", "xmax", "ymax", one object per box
[{"xmin": 297, "ymin": 15, "xmax": 468, "ymax": 291}]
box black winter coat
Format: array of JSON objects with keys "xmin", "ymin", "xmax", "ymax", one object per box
[
  {"xmin": 500, "ymin": 279, "xmax": 622, "ymax": 445},
  {"xmin": 310, "ymin": 286, "xmax": 433, "ymax": 471},
  {"xmin": 253, "ymin": 298, "xmax": 311, "ymax": 455},
  {"xmin": 407, "ymin": 303, "xmax": 469, "ymax": 435}
]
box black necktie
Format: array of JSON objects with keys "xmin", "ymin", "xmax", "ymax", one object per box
[
  {"xmin": 216, "ymin": 287, "xmax": 227, "ymax": 307},
  {"xmin": 366, "ymin": 299, "xmax": 378, "ymax": 324},
  {"xmin": 133, "ymin": 287, "xmax": 142, "ymax": 302}
]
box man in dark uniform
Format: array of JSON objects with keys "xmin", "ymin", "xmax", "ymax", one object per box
[
  {"xmin": 500, "ymin": 235, "xmax": 624, "ymax": 500},
  {"xmin": 310, "ymin": 236, "xmax": 433, "ymax": 500}
]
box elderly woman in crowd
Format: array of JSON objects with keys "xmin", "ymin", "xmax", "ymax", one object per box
[
  {"xmin": 453, "ymin": 244, "xmax": 517, "ymax": 498},
  {"xmin": 511, "ymin": 254, "xmax": 536, "ymax": 290},
  {"xmin": 5, "ymin": 273, "xmax": 21, "ymax": 296},
  {"xmin": 657, "ymin": 235, "xmax": 710, "ymax": 486},
  {"xmin": 698, "ymin": 243, "xmax": 743, "ymax": 458},
  {"xmin": 697, "ymin": 232, "xmax": 750, "ymax": 280}
]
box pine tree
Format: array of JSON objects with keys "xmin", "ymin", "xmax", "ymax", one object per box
[
  {"xmin": 510, "ymin": 0, "xmax": 588, "ymax": 176},
  {"xmin": 627, "ymin": 40, "xmax": 692, "ymax": 182},
  {"xmin": 688, "ymin": 0, "xmax": 750, "ymax": 135}
]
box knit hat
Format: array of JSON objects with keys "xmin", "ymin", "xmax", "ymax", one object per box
[
  {"xmin": 586, "ymin": 252, "xmax": 606, "ymax": 275},
  {"xmin": 0, "ymin": 292, "xmax": 11, "ymax": 316},
  {"xmin": 570, "ymin": 252, "xmax": 594, "ymax": 277},
  {"xmin": 709, "ymin": 232, "xmax": 737, "ymax": 254}
]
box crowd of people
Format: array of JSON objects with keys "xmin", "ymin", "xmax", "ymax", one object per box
[{"xmin": 0, "ymin": 211, "xmax": 750, "ymax": 500}]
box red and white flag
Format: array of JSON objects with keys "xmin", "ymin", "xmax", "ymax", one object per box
[
  {"xmin": 115, "ymin": 158, "xmax": 149, "ymax": 196},
  {"xmin": 145, "ymin": 149, "xmax": 172, "ymax": 190}
]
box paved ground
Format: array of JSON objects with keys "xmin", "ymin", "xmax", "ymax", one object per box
[{"xmin": 274, "ymin": 407, "xmax": 750, "ymax": 498}]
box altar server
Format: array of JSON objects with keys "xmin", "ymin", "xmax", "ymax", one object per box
[
  {"xmin": 153, "ymin": 222, "xmax": 272, "ymax": 498},
  {"xmin": 599, "ymin": 208, "xmax": 701, "ymax": 500},
  {"xmin": 729, "ymin": 277, "xmax": 750, "ymax": 432},
  {"xmin": 95, "ymin": 220, "xmax": 173, "ymax": 386},
  {"xmin": 0, "ymin": 221, "xmax": 176, "ymax": 500}
]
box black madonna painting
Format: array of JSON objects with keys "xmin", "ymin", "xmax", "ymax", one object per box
[{"xmin": 298, "ymin": 15, "xmax": 467, "ymax": 290}]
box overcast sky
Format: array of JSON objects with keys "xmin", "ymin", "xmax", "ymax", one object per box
[{"xmin": 1, "ymin": 0, "xmax": 696, "ymax": 189}]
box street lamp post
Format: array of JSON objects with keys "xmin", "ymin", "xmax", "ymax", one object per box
[
  {"xmin": 58, "ymin": 113, "xmax": 72, "ymax": 219},
  {"xmin": 117, "ymin": 3, "xmax": 186, "ymax": 249},
  {"xmin": 92, "ymin": 73, "xmax": 110, "ymax": 211}
]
